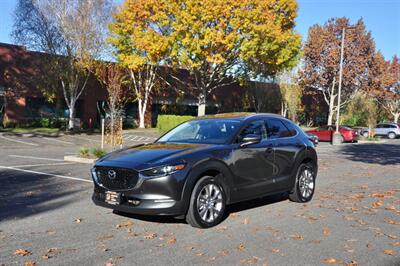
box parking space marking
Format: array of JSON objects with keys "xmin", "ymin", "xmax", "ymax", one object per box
[
  {"xmin": 0, "ymin": 135, "xmax": 39, "ymax": 146},
  {"xmin": 9, "ymin": 162, "xmax": 77, "ymax": 168},
  {"xmin": 42, "ymin": 137, "xmax": 74, "ymax": 145},
  {"xmin": 0, "ymin": 165, "xmax": 92, "ymax": 183},
  {"xmin": 8, "ymin": 155, "xmax": 65, "ymax": 161},
  {"xmin": 65, "ymin": 135, "xmax": 101, "ymax": 143}
]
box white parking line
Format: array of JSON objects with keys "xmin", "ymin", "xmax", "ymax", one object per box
[
  {"xmin": 9, "ymin": 162, "xmax": 77, "ymax": 168},
  {"xmin": 0, "ymin": 135, "xmax": 39, "ymax": 146},
  {"xmin": 0, "ymin": 165, "xmax": 92, "ymax": 183},
  {"xmin": 8, "ymin": 155, "xmax": 65, "ymax": 161},
  {"xmin": 42, "ymin": 137, "xmax": 74, "ymax": 145},
  {"xmin": 66, "ymin": 135, "xmax": 101, "ymax": 143}
]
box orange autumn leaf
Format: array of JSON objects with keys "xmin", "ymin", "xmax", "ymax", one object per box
[
  {"xmin": 323, "ymin": 228, "xmax": 331, "ymax": 236},
  {"xmin": 237, "ymin": 243, "xmax": 246, "ymax": 252},
  {"xmin": 14, "ymin": 249, "xmax": 31, "ymax": 256},
  {"xmin": 323, "ymin": 257, "xmax": 338, "ymax": 264},
  {"xmin": 383, "ymin": 249, "xmax": 396, "ymax": 256}
]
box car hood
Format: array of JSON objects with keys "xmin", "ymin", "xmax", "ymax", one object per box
[{"xmin": 95, "ymin": 142, "xmax": 210, "ymax": 169}]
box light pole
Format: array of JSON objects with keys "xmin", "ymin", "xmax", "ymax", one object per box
[{"xmin": 332, "ymin": 27, "xmax": 346, "ymax": 145}]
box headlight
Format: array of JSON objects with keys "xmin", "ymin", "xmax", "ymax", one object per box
[{"xmin": 140, "ymin": 164, "xmax": 186, "ymax": 178}]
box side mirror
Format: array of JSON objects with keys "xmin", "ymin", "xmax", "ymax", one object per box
[{"xmin": 240, "ymin": 134, "xmax": 262, "ymax": 147}]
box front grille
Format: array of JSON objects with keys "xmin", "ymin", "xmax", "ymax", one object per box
[{"xmin": 94, "ymin": 166, "xmax": 139, "ymax": 190}]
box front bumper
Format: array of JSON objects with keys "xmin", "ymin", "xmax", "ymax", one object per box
[
  {"xmin": 91, "ymin": 167, "xmax": 190, "ymax": 216},
  {"xmin": 92, "ymin": 188, "xmax": 186, "ymax": 215}
]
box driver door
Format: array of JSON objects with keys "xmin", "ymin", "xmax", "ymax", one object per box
[{"xmin": 231, "ymin": 120, "xmax": 276, "ymax": 201}]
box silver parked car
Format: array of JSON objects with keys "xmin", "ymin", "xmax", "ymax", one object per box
[{"xmin": 374, "ymin": 123, "xmax": 400, "ymax": 139}]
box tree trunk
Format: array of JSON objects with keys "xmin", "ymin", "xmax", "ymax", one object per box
[
  {"xmin": 138, "ymin": 98, "xmax": 146, "ymax": 128},
  {"xmin": 68, "ymin": 103, "xmax": 76, "ymax": 131},
  {"xmin": 197, "ymin": 90, "xmax": 206, "ymax": 117},
  {"xmin": 281, "ymin": 102, "xmax": 287, "ymax": 117},
  {"xmin": 394, "ymin": 113, "xmax": 400, "ymax": 124}
]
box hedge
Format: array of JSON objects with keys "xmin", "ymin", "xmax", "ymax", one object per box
[{"xmin": 156, "ymin": 115, "xmax": 194, "ymax": 134}]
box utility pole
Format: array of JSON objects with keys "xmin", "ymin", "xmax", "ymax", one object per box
[{"xmin": 332, "ymin": 27, "xmax": 346, "ymax": 145}]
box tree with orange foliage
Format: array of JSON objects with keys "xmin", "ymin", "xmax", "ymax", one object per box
[{"xmin": 301, "ymin": 18, "xmax": 377, "ymax": 125}]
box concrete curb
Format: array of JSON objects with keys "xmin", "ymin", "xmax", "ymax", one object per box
[{"xmin": 64, "ymin": 155, "xmax": 95, "ymax": 164}]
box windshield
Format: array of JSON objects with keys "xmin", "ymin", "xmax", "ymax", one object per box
[{"xmin": 157, "ymin": 119, "xmax": 241, "ymax": 144}]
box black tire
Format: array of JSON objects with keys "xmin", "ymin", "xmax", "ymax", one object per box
[
  {"xmin": 186, "ymin": 176, "xmax": 226, "ymax": 228},
  {"xmin": 387, "ymin": 132, "xmax": 396, "ymax": 139},
  {"xmin": 289, "ymin": 163, "xmax": 316, "ymax": 203}
]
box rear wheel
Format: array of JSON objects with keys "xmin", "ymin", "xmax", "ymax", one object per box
[
  {"xmin": 388, "ymin": 132, "xmax": 396, "ymax": 139},
  {"xmin": 186, "ymin": 176, "xmax": 226, "ymax": 228},
  {"xmin": 289, "ymin": 163, "xmax": 316, "ymax": 203},
  {"xmin": 362, "ymin": 131, "xmax": 368, "ymax": 138}
]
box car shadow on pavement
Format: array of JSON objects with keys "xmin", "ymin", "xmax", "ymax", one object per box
[
  {"xmin": 112, "ymin": 193, "xmax": 288, "ymax": 226},
  {"xmin": 338, "ymin": 143, "xmax": 400, "ymax": 165},
  {"xmin": 225, "ymin": 193, "xmax": 288, "ymax": 217},
  {"xmin": 112, "ymin": 210, "xmax": 187, "ymax": 224},
  {"xmin": 0, "ymin": 170, "xmax": 86, "ymax": 221}
]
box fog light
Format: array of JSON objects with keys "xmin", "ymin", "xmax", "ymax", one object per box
[{"xmin": 127, "ymin": 199, "xmax": 140, "ymax": 205}]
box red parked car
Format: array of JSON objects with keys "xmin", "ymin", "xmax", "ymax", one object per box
[{"xmin": 306, "ymin": 125, "xmax": 358, "ymax": 143}]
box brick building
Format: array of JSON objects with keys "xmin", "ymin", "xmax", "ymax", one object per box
[{"xmin": 0, "ymin": 42, "xmax": 282, "ymax": 128}]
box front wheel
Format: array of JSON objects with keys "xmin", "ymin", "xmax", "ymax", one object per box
[
  {"xmin": 388, "ymin": 132, "xmax": 396, "ymax": 139},
  {"xmin": 289, "ymin": 163, "xmax": 316, "ymax": 203},
  {"xmin": 186, "ymin": 176, "xmax": 226, "ymax": 228}
]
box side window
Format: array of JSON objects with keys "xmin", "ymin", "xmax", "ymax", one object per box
[
  {"xmin": 376, "ymin": 124, "xmax": 383, "ymax": 128},
  {"xmin": 239, "ymin": 120, "xmax": 267, "ymax": 140},
  {"xmin": 282, "ymin": 120, "xmax": 298, "ymax": 136},
  {"xmin": 266, "ymin": 119, "xmax": 293, "ymax": 139}
]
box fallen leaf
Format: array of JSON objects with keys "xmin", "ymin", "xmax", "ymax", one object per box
[
  {"xmin": 116, "ymin": 221, "xmax": 133, "ymax": 228},
  {"xmin": 237, "ymin": 243, "xmax": 246, "ymax": 252},
  {"xmin": 372, "ymin": 201, "xmax": 383, "ymax": 208},
  {"xmin": 167, "ymin": 237, "xmax": 176, "ymax": 244},
  {"xmin": 371, "ymin": 193, "xmax": 385, "ymax": 198},
  {"xmin": 323, "ymin": 228, "xmax": 330, "ymax": 236},
  {"xmin": 384, "ymin": 219, "xmax": 400, "ymax": 225},
  {"xmin": 144, "ymin": 233, "xmax": 157, "ymax": 240},
  {"xmin": 290, "ymin": 234, "xmax": 304, "ymax": 240},
  {"xmin": 24, "ymin": 261, "xmax": 36, "ymax": 266},
  {"xmin": 383, "ymin": 249, "xmax": 396, "ymax": 256},
  {"xmin": 14, "ymin": 249, "xmax": 31, "ymax": 256},
  {"xmin": 218, "ymin": 249, "xmax": 229, "ymax": 256},
  {"xmin": 271, "ymin": 248, "xmax": 280, "ymax": 253},
  {"xmin": 75, "ymin": 218, "xmax": 82, "ymax": 223},
  {"xmin": 385, "ymin": 206, "xmax": 396, "ymax": 211},
  {"xmin": 230, "ymin": 213, "xmax": 238, "ymax": 218},
  {"xmin": 323, "ymin": 258, "xmax": 337, "ymax": 264},
  {"xmin": 42, "ymin": 255, "xmax": 50, "ymax": 260},
  {"xmin": 105, "ymin": 262, "xmax": 114, "ymax": 266},
  {"xmin": 243, "ymin": 218, "xmax": 249, "ymax": 225},
  {"xmin": 346, "ymin": 260, "xmax": 358, "ymax": 266}
]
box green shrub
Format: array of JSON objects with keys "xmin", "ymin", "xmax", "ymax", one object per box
[
  {"xmin": 79, "ymin": 147, "xmax": 90, "ymax": 158},
  {"xmin": 90, "ymin": 147, "xmax": 107, "ymax": 158},
  {"xmin": 156, "ymin": 115, "xmax": 194, "ymax": 134}
]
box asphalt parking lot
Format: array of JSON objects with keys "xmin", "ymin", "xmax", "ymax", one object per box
[{"xmin": 0, "ymin": 133, "xmax": 399, "ymax": 266}]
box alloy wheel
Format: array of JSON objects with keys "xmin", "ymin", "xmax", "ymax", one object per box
[
  {"xmin": 196, "ymin": 184, "xmax": 223, "ymax": 223},
  {"xmin": 298, "ymin": 169, "xmax": 314, "ymax": 199}
]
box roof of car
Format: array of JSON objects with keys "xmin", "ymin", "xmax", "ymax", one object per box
[{"xmin": 193, "ymin": 112, "xmax": 285, "ymax": 121}]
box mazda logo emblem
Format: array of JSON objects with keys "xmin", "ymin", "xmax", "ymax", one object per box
[{"xmin": 108, "ymin": 170, "xmax": 117, "ymax": 180}]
